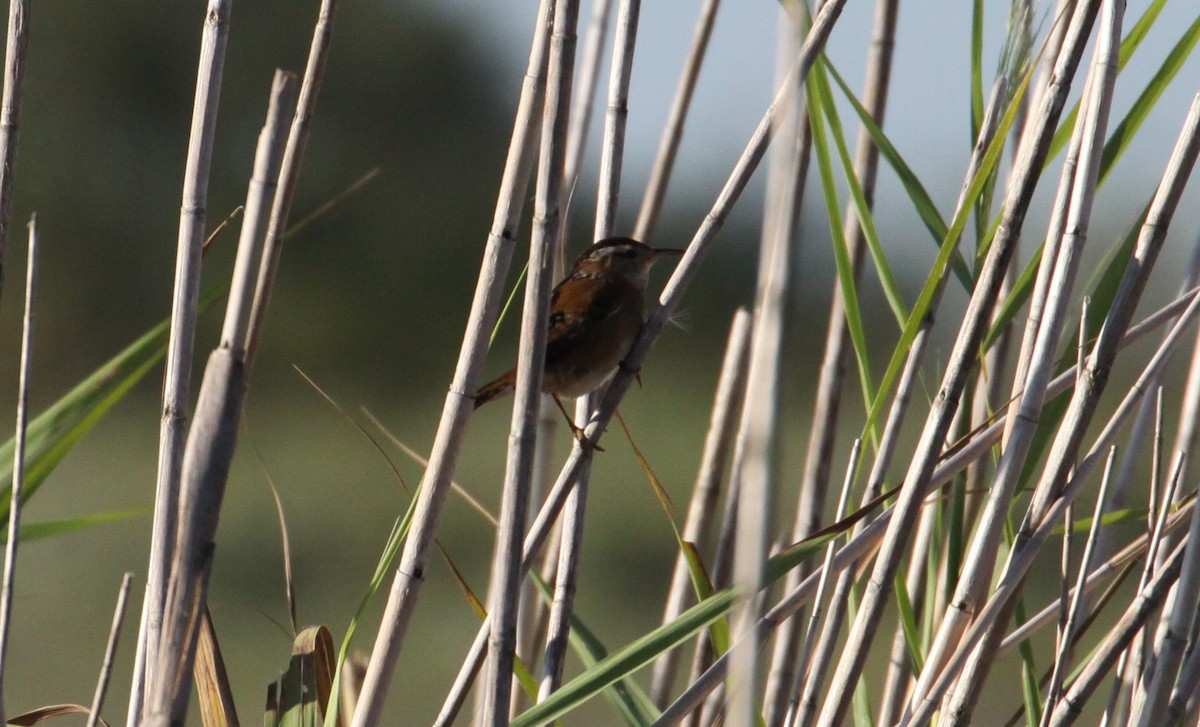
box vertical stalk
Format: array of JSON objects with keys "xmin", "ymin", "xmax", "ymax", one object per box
[
  {"xmin": 0, "ymin": 216, "xmax": 37, "ymax": 726},
  {"xmin": 0, "ymin": 0, "xmax": 30, "ymax": 299},
  {"xmin": 349, "ymin": 2, "xmax": 554, "ymax": 722},
  {"xmin": 477, "ymin": 1, "xmax": 579, "ymax": 724},
  {"xmin": 132, "ymin": 3, "xmax": 231, "ymax": 719}
]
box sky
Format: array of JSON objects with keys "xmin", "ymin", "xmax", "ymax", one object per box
[{"xmin": 413, "ymin": 0, "xmax": 1200, "ymax": 272}]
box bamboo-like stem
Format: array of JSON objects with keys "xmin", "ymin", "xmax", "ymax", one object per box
[
  {"xmin": 871, "ymin": 483, "xmax": 940, "ymax": 727},
  {"xmin": 696, "ymin": 414, "xmax": 747, "ymax": 727},
  {"xmin": 999, "ymin": 509, "xmax": 1183, "ymax": 660},
  {"xmin": 924, "ymin": 81, "xmax": 1200, "ymax": 727},
  {"xmin": 633, "ymin": 0, "xmax": 720, "ymax": 243},
  {"xmin": 781, "ymin": 440, "xmax": 861, "ymax": 727},
  {"xmin": 1164, "ymin": 620, "xmax": 1200, "ymax": 722},
  {"xmin": 0, "ymin": 215, "xmax": 36, "ymax": 725},
  {"xmin": 509, "ymin": 3, "xmax": 615, "ymax": 701},
  {"xmin": 477, "ymin": 0, "xmax": 579, "ymax": 723},
  {"xmin": 144, "ymin": 71, "xmax": 296, "ymax": 726},
  {"xmin": 1132, "ymin": 468, "xmax": 1200, "ymax": 725},
  {"xmin": 536, "ymin": 473, "xmax": 587, "ymax": 700},
  {"xmin": 562, "ymin": 0, "xmax": 613, "ymax": 194},
  {"xmin": 132, "ymin": 2, "xmax": 231, "ymax": 719},
  {"xmin": 1040, "ymin": 448, "xmax": 1117, "ymax": 727},
  {"xmin": 649, "ymin": 309, "xmax": 751, "ymax": 707},
  {"xmin": 0, "ymin": 0, "xmax": 30, "ymax": 300},
  {"xmin": 814, "ymin": 3, "xmax": 1104, "ymax": 721},
  {"xmin": 245, "ymin": 0, "xmax": 337, "ymax": 366},
  {"xmin": 1170, "ymin": 238, "xmax": 1200, "ymax": 488},
  {"xmin": 351, "ymin": 1, "xmax": 554, "ymax": 722},
  {"xmin": 1122, "ymin": 392, "xmax": 1171, "ymax": 718},
  {"xmin": 773, "ymin": 0, "xmax": 901, "ymax": 697},
  {"xmin": 1045, "ymin": 536, "xmax": 1190, "ymax": 727},
  {"xmin": 729, "ymin": 7, "xmax": 807, "ymax": 724},
  {"xmin": 87, "ymin": 573, "xmax": 134, "ymax": 727},
  {"xmin": 862, "ymin": 72, "xmax": 1010, "ymax": 726},
  {"xmin": 1103, "ymin": 443, "xmax": 1173, "ymax": 723},
  {"xmin": 593, "ymin": 0, "xmax": 639, "ymax": 239}
]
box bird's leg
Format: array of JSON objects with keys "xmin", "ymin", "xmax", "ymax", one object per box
[{"xmin": 552, "ymin": 395, "xmax": 603, "ymax": 452}]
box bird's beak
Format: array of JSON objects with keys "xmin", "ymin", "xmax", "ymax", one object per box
[{"xmin": 651, "ymin": 247, "xmax": 685, "ymax": 259}]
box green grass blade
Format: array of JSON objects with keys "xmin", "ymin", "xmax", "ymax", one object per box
[
  {"xmin": 806, "ymin": 59, "xmax": 877, "ymax": 430},
  {"xmin": 812, "ymin": 57, "xmax": 908, "ymax": 327},
  {"xmin": 0, "ymin": 286, "xmax": 222, "ymax": 520},
  {"xmin": 893, "ymin": 568, "xmax": 923, "ymax": 674},
  {"xmin": 509, "ymin": 590, "xmax": 737, "ymax": 727},
  {"xmin": 19, "ymin": 510, "xmax": 144, "ymax": 541},
  {"xmin": 970, "ymin": 0, "xmax": 985, "ymax": 140},
  {"xmin": 530, "ymin": 572, "xmax": 659, "ymax": 726},
  {"xmin": 859, "ymin": 49, "xmax": 1036, "ymax": 444},
  {"xmin": 323, "ymin": 497, "xmax": 421, "ymax": 727},
  {"xmin": 1099, "ymin": 13, "xmax": 1200, "ymax": 177},
  {"xmin": 824, "ymin": 63, "xmax": 975, "ymax": 291}
]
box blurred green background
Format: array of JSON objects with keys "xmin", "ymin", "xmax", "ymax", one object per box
[{"xmin": 0, "ymin": 0, "xmax": 1197, "ymax": 724}]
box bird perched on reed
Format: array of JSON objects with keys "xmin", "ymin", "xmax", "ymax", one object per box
[{"xmin": 474, "ymin": 236, "xmax": 683, "ymax": 424}]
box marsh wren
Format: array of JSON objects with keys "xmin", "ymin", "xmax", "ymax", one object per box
[{"xmin": 475, "ymin": 236, "xmax": 683, "ymax": 415}]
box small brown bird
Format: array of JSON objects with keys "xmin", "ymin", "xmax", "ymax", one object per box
[{"xmin": 475, "ymin": 236, "xmax": 683, "ymax": 416}]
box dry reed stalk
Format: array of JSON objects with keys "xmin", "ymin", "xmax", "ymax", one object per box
[
  {"xmin": 523, "ymin": 0, "xmax": 641, "ymax": 697},
  {"xmin": 812, "ymin": 1, "xmax": 1104, "ymax": 721},
  {"xmin": 143, "ymin": 71, "xmax": 296, "ymax": 725},
  {"xmin": 632, "ymin": 0, "xmax": 720, "ymax": 244},
  {"xmin": 0, "ymin": 215, "xmax": 36, "ymax": 725},
  {"xmin": 863, "ymin": 74, "xmax": 1010, "ymax": 723},
  {"xmin": 0, "ymin": 0, "xmax": 29, "ymax": 298},
  {"xmin": 1171, "ymin": 242, "xmax": 1200, "ymax": 486},
  {"xmin": 1045, "ymin": 536, "xmax": 1190, "ymax": 727},
  {"xmin": 563, "ymin": 0, "xmax": 613, "ymax": 194},
  {"xmin": 921, "ymin": 81, "xmax": 1200, "ymax": 726},
  {"xmin": 694, "ymin": 412, "xmax": 747, "ymax": 726},
  {"xmin": 648, "ymin": 309, "xmax": 751, "ymax": 707},
  {"xmin": 594, "ymin": 0, "xmax": 639, "ymax": 239},
  {"xmin": 780, "ymin": 440, "xmax": 860, "ymax": 727},
  {"xmin": 911, "ymin": 1, "xmax": 1119, "ymax": 709},
  {"xmin": 509, "ymin": 4, "xmax": 617, "ymax": 697},
  {"xmin": 535, "ymin": 473, "xmax": 587, "ymax": 700},
  {"xmin": 1040, "ymin": 447, "xmax": 1117, "ymax": 727},
  {"xmin": 1164, "ymin": 621, "xmax": 1200, "ymax": 721},
  {"xmin": 476, "ymin": 0, "xmax": 580, "ymax": 723},
  {"xmin": 350, "ymin": 0, "xmax": 553, "ymax": 721},
  {"xmin": 999, "ymin": 496, "xmax": 1194, "ymax": 656},
  {"xmin": 870, "ymin": 478, "xmax": 940, "ymax": 726},
  {"xmin": 132, "ymin": 2, "xmax": 232, "ymax": 719},
  {"xmin": 87, "ymin": 573, "xmax": 134, "ymax": 727},
  {"xmin": 245, "ymin": 0, "xmax": 337, "ymax": 363},
  {"xmin": 728, "ymin": 9, "xmax": 808, "ymax": 725},
  {"xmin": 1131, "ymin": 466, "xmax": 1200, "ymax": 724},
  {"xmin": 782, "ymin": 0, "xmax": 898, "ymax": 686},
  {"xmin": 1117, "ymin": 392, "xmax": 1171, "ymax": 718}
]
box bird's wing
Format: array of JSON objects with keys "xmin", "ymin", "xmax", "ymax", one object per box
[{"xmin": 544, "ymin": 276, "xmax": 632, "ymax": 362}]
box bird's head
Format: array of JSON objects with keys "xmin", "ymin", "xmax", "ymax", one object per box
[{"xmin": 571, "ymin": 236, "xmax": 684, "ymax": 287}]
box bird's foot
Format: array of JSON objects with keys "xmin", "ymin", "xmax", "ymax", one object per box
[{"xmin": 619, "ymin": 359, "xmax": 643, "ymax": 387}]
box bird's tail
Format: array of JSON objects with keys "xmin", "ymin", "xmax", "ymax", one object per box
[{"xmin": 474, "ymin": 370, "xmax": 516, "ymax": 409}]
